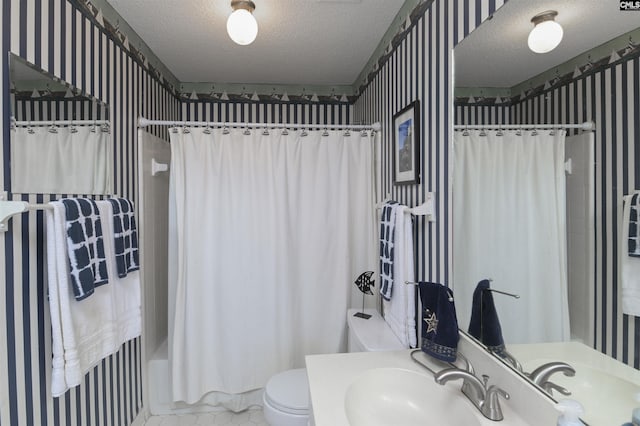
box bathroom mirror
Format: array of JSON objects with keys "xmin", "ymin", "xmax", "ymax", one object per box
[
  {"xmin": 451, "ymin": 1, "xmax": 640, "ymax": 425},
  {"xmin": 9, "ymin": 53, "xmax": 112, "ymax": 195}
]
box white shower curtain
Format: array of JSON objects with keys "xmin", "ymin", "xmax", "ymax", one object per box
[
  {"xmin": 168, "ymin": 127, "xmax": 375, "ymax": 410},
  {"xmin": 453, "ymin": 129, "xmax": 570, "ymax": 344}
]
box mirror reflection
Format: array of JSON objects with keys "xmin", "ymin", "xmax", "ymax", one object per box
[
  {"xmin": 452, "ymin": 1, "xmax": 640, "ymax": 425},
  {"xmin": 9, "ymin": 53, "xmax": 112, "ymax": 195}
]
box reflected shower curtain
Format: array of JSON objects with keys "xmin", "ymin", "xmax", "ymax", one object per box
[
  {"xmin": 11, "ymin": 125, "xmax": 110, "ymax": 194},
  {"xmin": 168, "ymin": 127, "xmax": 375, "ymax": 410},
  {"xmin": 453, "ymin": 129, "xmax": 570, "ymax": 344}
]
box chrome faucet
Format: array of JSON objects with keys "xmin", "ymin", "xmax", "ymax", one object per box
[
  {"xmin": 434, "ymin": 368, "xmax": 510, "ymax": 421},
  {"xmin": 526, "ymin": 361, "xmax": 575, "ymax": 396}
]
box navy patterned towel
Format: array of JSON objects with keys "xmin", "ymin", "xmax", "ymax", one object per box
[
  {"xmin": 629, "ymin": 193, "xmax": 640, "ymax": 257},
  {"xmin": 107, "ymin": 198, "xmax": 139, "ymax": 278},
  {"xmin": 379, "ymin": 201, "xmax": 398, "ymax": 300},
  {"xmin": 419, "ymin": 282, "xmax": 459, "ymax": 362},
  {"xmin": 61, "ymin": 198, "xmax": 109, "ymax": 301}
]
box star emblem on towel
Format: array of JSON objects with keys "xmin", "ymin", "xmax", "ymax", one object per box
[{"xmin": 424, "ymin": 311, "xmax": 438, "ymax": 334}]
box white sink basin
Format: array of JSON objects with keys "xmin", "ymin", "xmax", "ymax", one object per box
[
  {"xmin": 344, "ymin": 368, "xmax": 482, "ymax": 426},
  {"xmin": 525, "ymin": 358, "xmax": 640, "ymax": 426}
]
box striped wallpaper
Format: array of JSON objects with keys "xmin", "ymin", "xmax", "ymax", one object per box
[
  {"xmin": 355, "ymin": 0, "xmax": 639, "ymax": 371},
  {"xmin": 13, "ymin": 98, "xmax": 108, "ymax": 122},
  {"xmin": 454, "ymin": 103, "xmax": 511, "ymax": 127},
  {"xmin": 1, "ymin": 1, "xmax": 180, "ymax": 426},
  {"xmin": 180, "ymin": 100, "xmax": 352, "ymax": 128}
]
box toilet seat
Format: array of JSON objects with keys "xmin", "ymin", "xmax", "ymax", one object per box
[{"xmin": 264, "ymin": 368, "xmax": 309, "ymax": 415}]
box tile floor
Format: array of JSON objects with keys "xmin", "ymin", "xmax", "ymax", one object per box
[{"xmin": 144, "ymin": 409, "xmax": 268, "ymax": 426}]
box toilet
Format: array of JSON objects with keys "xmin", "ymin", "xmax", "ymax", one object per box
[{"xmin": 262, "ymin": 308, "xmax": 405, "ymax": 426}]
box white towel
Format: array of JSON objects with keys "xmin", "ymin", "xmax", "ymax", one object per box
[
  {"xmin": 383, "ymin": 204, "xmax": 417, "ymax": 348},
  {"xmin": 622, "ymin": 193, "xmax": 640, "ymax": 316},
  {"xmin": 97, "ymin": 201, "xmax": 141, "ymax": 344},
  {"xmin": 46, "ymin": 201, "xmax": 141, "ymax": 397}
]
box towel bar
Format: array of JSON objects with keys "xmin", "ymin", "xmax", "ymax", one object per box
[
  {"xmin": 0, "ymin": 192, "xmax": 54, "ymax": 232},
  {"xmin": 486, "ymin": 288, "xmax": 520, "ymax": 299},
  {"xmin": 376, "ymin": 192, "xmax": 436, "ymax": 222}
]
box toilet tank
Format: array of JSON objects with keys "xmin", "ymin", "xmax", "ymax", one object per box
[{"xmin": 347, "ymin": 308, "xmax": 405, "ymax": 352}]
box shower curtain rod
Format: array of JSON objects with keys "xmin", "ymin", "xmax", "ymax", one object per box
[
  {"xmin": 11, "ymin": 118, "xmax": 110, "ymax": 126},
  {"xmin": 138, "ymin": 117, "xmax": 381, "ymax": 131},
  {"xmin": 453, "ymin": 121, "xmax": 595, "ymax": 131}
]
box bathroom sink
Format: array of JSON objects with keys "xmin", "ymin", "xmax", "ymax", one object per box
[
  {"xmin": 344, "ymin": 368, "xmax": 482, "ymax": 426},
  {"xmin": 525, "ymin": 358, "xmax": 640, "ymax": 426}
]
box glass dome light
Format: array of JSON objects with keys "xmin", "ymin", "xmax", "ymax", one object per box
[
  {"xmin": 527, "ymin": 10, "xmax": 563, "ymax": 54},
  {"xmin": 227, "ymin": 1, "xmax": 258, "ymax": 46}
]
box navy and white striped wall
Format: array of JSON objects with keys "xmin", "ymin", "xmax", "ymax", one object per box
[
  {"xmin": 13, "ymin": 99, "xmax": 108, "ymax": 121},
  {"xmin": 181, "ymin": 101, "xmax": 352, "ymax": 127},
  {"xmin": 354, "ymin": 0, "xmax": 507, "ymax": 291},
  {"xmin": 1, "ymin": 1, "xmax": 180, "ymax": 425},
  {"xmin": 512, "ymin": 56, "xmax": 640, "ymax": 368},
  {"xmin": 454, "ymin": 103, "xmax": 511, "ymax": 127}
]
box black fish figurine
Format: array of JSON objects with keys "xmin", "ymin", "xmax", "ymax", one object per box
[{"xmin": 354, "ymin": 271, "xmax": 375, "ymax": 295}]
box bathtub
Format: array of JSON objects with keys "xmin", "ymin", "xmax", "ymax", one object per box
[
  {"xmin": 148, "ymin": 340, "xmax": 228, "ymax": 415},
  {"xmin": 148, "ymin": 339, "xmax": 265, "ymax": 415}
]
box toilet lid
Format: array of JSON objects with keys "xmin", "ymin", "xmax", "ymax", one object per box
[{"xmin": 265, "ymin": 368, "xmax": 309, "ymax": 415}]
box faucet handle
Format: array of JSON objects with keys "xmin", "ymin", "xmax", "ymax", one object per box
[
  {"xmin": 487, "ymin": 385, "xmax": 510, "ymax": 400},
  {"xmin": 482, "ymin": 385, "xmax": 510, "ymax": 421}
]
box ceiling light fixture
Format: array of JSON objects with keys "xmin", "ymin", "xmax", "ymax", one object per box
[
  {"xmin": 527, "ymin": 10, "xmax": 563, "ymax": 54},
  {"xmin": 227, "ymin": 1, "xmax": 258, "ymax": 46}
]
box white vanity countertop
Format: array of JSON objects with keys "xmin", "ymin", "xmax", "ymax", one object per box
[
  {"xmin": 305, "ymin": 349, "xmax": 534, "ymax": 426},
  {"xmin": 508, "ymin": 340, "xmax": 640, "ymax": 381}
]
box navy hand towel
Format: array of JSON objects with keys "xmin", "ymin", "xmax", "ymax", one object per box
[
  {"xmin": 107, "ymin": 198, "xmax": 140, "ymax": 278},
  {"xmin": 629, "ymin": 193, "xmax": 640, "ymax": 257},
  {"xmin": 468, "ymin": 279, "xmax": 505, "ymax": 353},
  {"xmin": 61, "ymin": 198, "xmax": 108, "ymax": 301},
  {"xmin": 418, "ymin": 282, "xmax": 459, "ymax": 362}
]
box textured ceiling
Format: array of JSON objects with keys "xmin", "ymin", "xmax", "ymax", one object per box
[
  {"xmin": 107, "ymin": 0, "xmax": 404, "ymax": 86},
  {"xmin": 455, "ymin": 0, "xmax": 640, "ymax": 88}
]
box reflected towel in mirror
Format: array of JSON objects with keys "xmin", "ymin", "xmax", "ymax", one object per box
[
  {"xmin": 418, "ymin": 282, "xmax": 459, "ymax": 362},
  {"xmin": 468, "ymin": 279, "xmax": 505, "ymax": 353}
]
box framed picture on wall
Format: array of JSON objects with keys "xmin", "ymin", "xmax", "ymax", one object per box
[{"xmin": 392, "ymin": 101, "xmax": 420, "ymax": 185}]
